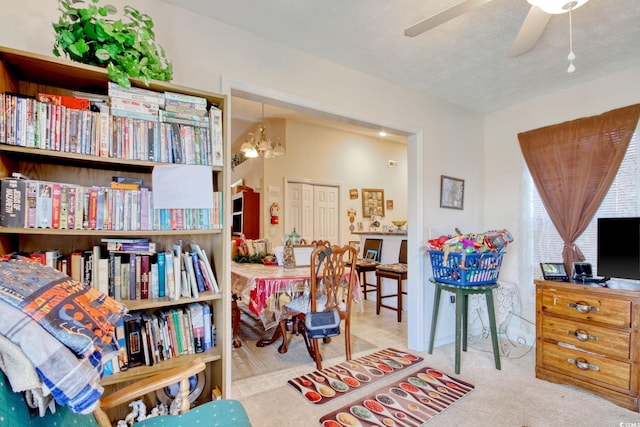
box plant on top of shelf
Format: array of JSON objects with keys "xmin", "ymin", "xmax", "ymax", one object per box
[{"xmin": 52, "ymin": 0, "xmax": 173, "ymax": 88}]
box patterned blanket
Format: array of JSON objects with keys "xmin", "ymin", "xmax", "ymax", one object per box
[
  {"xmin": 0, "ymin": 299, "xmax": 105, "ymax": 414},
  {"xmin": 0, "ymin": 255, "xmax": 126, "ymax": 358}
]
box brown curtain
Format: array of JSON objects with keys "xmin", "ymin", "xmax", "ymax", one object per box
[{"xmin": 518, "ymin": 104, "xmax": 640, "ymax": 273}]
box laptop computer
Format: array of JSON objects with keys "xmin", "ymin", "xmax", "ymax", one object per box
[{"xmin": 540, "ymin": 262, "xmax": 570, "ymax": 282}]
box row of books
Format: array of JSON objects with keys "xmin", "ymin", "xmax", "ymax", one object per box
[
  {"xmin": 0, "ymin": 89, "xmax": 223, "ymax": 167},
  {"xmin": 0, "ymin": 176, "xmax": 223, "ymax": 231},
  {"xmin": 44, "ymin": 240, "xmax": 220, "ymax": 300},
  {"xmin": 104, "ymin": 302, "xmax": 215, "ymax": 374}
]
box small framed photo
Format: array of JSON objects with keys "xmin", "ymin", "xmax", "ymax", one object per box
[
  {"xmin": 361, "ymin": 188, "xmax": 385, "ymax": 218},
  {"xmin": 365, "ymin": 249, "xmax": 378, "ymax": 260},
  {"xmin": 386, "ymin": 199, "xmax": 394, "ymax": 210},
  {"xmin": 440, "ymin": 175, "xmax": 464, "ymax": 210},
  {"xmin": 349, "ymin": 188, "xmax": 359, "ymax": 199},
  {"xmin": 292, "ymin": 245, "xmax": 315, "ymax": 267}
]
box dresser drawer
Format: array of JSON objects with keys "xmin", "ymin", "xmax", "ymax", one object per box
[
  {"xmin": 541, "ymin": 287, "xmax": 631, "ymax": 327},
  {"xmin": 541, "ymin": 316, "xmax": 630, "ymax": 360},
  {"xmin": 541, "ymin": 342, "xmax": 631, "ymax": 390}
]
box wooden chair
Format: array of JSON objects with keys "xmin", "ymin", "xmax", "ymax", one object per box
[
  {"xmin": 0, "ymin": 358, "xmax": 252, "ymax": 427},
  {"xmin": 375, "ymin": 239, "xmax": 408, "ymax": 322},
  {"xmin": 351, "ymin": 238, "xmax": 383, "ymax": 300},
  {"xmin": 284, "ymin": 244, "xmax": 357, "ymax": 370}
]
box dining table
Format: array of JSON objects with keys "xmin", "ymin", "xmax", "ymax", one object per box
[{"xmin": 230, "ymin": 261, "xmax": 361, "ymax": 353}]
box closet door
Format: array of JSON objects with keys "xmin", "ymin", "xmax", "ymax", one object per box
[
  {"xmin": 314, "ymin": 185, "xmax": 339, "ymax": 244},
  {"xmin": 286, "ymin": 182, "xmax": 338, "ymax": 244}
]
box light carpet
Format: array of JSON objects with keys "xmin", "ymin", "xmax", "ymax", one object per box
[{"xmin": 232, "ymin": 305, "xmax": 376, "ymax": 381}]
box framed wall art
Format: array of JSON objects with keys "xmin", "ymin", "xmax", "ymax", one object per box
[
  {"xmin": 440, "ymin": 175, "xmax": 464, "ymax": 210},
  {"xmin": 349, "ymin": 188, "xmax": 359, "ymax": 199},
  {"xmin": 361, "ymin": 188, "xmax": 385, "ymax": 218}
]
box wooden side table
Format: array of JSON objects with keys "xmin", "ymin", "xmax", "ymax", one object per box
[{"xmin": 428, "ymin": 278, "xmax": 501, "ymax": 374}]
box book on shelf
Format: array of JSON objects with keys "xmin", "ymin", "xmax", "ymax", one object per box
[
  {"xmin": 183, "ymin": 252, "xmax": 198, "ymax": 299},
  {"xmin": 45, "ymin": 249, "xmax": 62, "ymax": 270},
  {"xmin": 51, "ymin": 183, "xmax": 61, "ymax": 229},
  {"xmin": 0, "ymin": 177, "xmax": 27, "ymax": 227},
  {"xmin": 37, "ymin": 93, "xmax": 90, "ymax": 110},
  {"xmin": 29, "ymin": 251, "xmax": 46, "ymax": 266},
  {"xmin": 107, "ymin": 82, "xmax": 164, "ymax": 106},
  {"xmin": 35, "ymin": 182, "xmax": 52, "ymax": 229},
  {"xmin": 209, "ymin": 106, "xmax": 223, "ymax": 167},
  {"xmin": 190, "ymin": 243, "xmax": 219, "ymax": 293},
  {"xmin": 124, "ymin": 313, "xmax": 145, "ymax": 368},
  {"xmin": 188, "ymin": 302, "xmax": 205, "ymax": 353},
  {"xmin": 163, "ymin": 91, "xmax": 207, "ymax": 109},
  {"xmin": 203, "ymin": 303, "xmax": 212, "ymax": 350},
  {"xmin": 140, "ymin": 254, "xmax": 151, "ymax": 299}
]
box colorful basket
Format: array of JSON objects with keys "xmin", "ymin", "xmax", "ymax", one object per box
[{"xmin": 428, "ymin": 250, "xmax": 505, "ymax": 286}]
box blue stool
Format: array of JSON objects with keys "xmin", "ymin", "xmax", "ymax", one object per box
[{"xmin": 428, "ymin": 278, "xmax": 501, "ymax": 374}]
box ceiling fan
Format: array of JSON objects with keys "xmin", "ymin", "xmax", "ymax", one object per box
[{"xmin": 404, "ymin": 0, "xmax": 590, "ymax": 58}]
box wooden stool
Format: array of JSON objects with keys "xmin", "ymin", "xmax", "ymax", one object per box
[
  {"xmin": 427, "ymin": 278, "xmax": 501, "ymax": 374},
  {"xmin": 351, "ymin": 238, "xmax": 383, "ymax": 300},
  {"xmin": 375, "ymin": 239, "xmax": 407, "ymax": 322}
]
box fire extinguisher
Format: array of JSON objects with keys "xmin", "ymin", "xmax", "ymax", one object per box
[{"xmin": 270, "ymin": 202, "xmax": 279, "ymax": 225}]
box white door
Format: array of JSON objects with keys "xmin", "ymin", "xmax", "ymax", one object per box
[
  {"xmin": 286, "ymin": 181, "xmax": 339, "ymax": 244},
  {"xmin": 314, "ymin": 185, "xmax": 339, "ymax": 243}
]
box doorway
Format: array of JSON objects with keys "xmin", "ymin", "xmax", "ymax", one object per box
[{"xmin": 221, "ymin": 76, "xmax": 427, "ymax": 358}]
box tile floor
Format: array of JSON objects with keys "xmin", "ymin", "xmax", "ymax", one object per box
[{"xmin": 231, "ymin": 297, "xmax": 407, "ymax": 399}]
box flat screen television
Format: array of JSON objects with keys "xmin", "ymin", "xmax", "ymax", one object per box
[{"xmin": 597, "ymin": 217, "xmax": 640, "ymax": 280}]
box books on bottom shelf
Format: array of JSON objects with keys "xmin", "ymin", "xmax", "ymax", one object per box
[{"xmin": 103, "ymin": 301, "xmax": 214, "ymax": 374}]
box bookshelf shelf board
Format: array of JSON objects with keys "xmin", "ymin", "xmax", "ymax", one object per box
[
  {"xmin": 0, "ymin": 228, "xmax": 222, "ymax": 236},
  {"xmin": 100, "ymin": 349, "xmax": 222, "ymax": 386},
  {"xmin": 123, "ymin": 291, "xmax": 222, "ymax": 311},
  {"xmin": 0, "ymin": 144, "xmax": 224, "ymax": 173}
]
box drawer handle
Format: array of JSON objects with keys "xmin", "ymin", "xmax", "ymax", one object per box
[
  {"xmin": 567, "ymin": 357, "xmax": 599, "ymax": 371},
  {"xmin": 568, "ymin": 301, "xmax": 599, "ymax": 314},
  {"xmin": 568, "ymin": 328, "xmax": 598, "ymax": 342}
]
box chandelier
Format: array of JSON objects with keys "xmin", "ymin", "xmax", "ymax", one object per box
[{"xmin": 240, "ymin": 104, "xmax": 285, "ymax": 159}]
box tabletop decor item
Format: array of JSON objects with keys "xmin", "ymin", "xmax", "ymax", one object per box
[
  {"xmin": 52, "ymin": 0, "xmax": 173, "ymax": 88},
  {"xmin": 319, "ymin": 365, "xmax": 474, "ymax": 426},
  {"xmin": 288, "ymin": 348, "xmax": 424, "ymax": 405}
]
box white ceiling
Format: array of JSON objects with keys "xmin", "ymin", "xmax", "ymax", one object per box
[{"xmin": 160, "ymin": 0, "xmax": 640, "ymax": 138}]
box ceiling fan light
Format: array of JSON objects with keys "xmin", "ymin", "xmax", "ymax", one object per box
[{"xmin": 527, "ymin": 0, "xmax": 589, "ymax": 14}]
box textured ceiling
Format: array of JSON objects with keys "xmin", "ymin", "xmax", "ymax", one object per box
[{"xmin": 159, "ymin": 0, "xmax": 640, "ymax": 138}]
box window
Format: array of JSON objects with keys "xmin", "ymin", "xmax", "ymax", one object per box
[{"xmin": 528, "ymin": 129, "xmax": 639, "ymax": 277}]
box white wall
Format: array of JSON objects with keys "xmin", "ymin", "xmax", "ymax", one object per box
[
  {"xmin": 485, "ymin": 67, "xmax": 640, "ymax": 342},
  {"xmin": 258, "ymin": 120, "xmax": 408, "ymax": 245}
]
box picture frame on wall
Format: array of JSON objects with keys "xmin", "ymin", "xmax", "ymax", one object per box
[
  {"xmin": 440, "ymin": 175, "xmax": 464, "ymax": 210},
  {"xmin": 361, "ymin": 188, "xmax": 385, "ymax": 218}
]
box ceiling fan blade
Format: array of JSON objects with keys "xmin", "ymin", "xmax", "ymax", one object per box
[
  {"xmin": 507, "ymin": 5, "xmax": 552, "ymax": 57},
  {"xmin": 404, "ymin": 0, "xmax": 493, "ymax": 37}
]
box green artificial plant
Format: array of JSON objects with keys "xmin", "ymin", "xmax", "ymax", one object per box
[{"xmin": 52, "ymin": 0, "xmax": 173, "ymax": 88}]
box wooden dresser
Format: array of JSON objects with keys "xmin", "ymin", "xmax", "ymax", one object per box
[{"xmin": 535, "ymin": 279, "xmax": 640, "ymax": 412}]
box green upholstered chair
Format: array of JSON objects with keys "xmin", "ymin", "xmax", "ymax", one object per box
[{"xmin": 0, "ymin": 358, "xmax": 252, "ymax": 427}]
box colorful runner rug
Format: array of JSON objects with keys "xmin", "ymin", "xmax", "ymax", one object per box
[
  {"xmin": 288, "ymin": 348, "xmax": 424, "ymax": 405},
  {"xmin": 320, "ymin": 366, "xmax": 474, "ymax": 426}
]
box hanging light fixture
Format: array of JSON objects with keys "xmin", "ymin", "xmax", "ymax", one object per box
[
  {"xmin": 527, "ymin": 0, "xmax": 590, "ymax": 73},
  {"xmin": 240, "ymin": 104, "xmax": 286, "ymax": 159}
]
